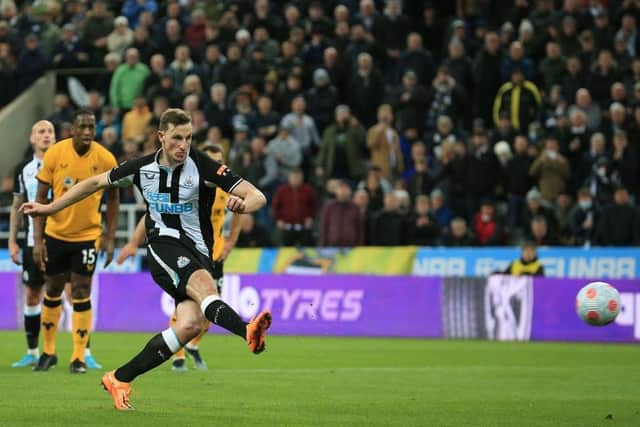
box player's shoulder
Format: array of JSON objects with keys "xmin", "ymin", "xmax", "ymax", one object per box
[
  {"xmin": 116, "ymin": 152, "xmax": 157, "ymax": 171},
  {"xmin": 45, "ymin": 138, "xmax": 71, "ymax": 155}
]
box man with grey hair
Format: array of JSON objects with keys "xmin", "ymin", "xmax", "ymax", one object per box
[
  {"xmin": 569, "ymin": 88, "xmax": 601, "ymax": 131},
  {"xmin": 349, "ymin": 52, "xmax": 385, "ymax": 127}
]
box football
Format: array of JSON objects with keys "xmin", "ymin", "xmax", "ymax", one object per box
[{"xmin": 575, "ymin": 282, "xmax": 621, "ymax": 326}]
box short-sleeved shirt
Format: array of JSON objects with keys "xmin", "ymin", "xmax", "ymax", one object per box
[
  {"xmin": 14, "ymin": 155, "xmax": 44, "ymax": 247},
  {"xmin": 37, "ymin": 138, "xmax": 117, "ymax": 242},
  {"xmin": 107, "ymin": 148, "xmax": 243, "ymax": 257}
]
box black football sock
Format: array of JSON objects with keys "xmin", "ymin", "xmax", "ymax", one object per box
[
  {"xmin": 24, "ymin": 305, "xmax": 41, "ymax": 350},
  {"xmin": 201, "ymin": 296, "xmax": 247, "ymax": 339},
  {"xmin": 115, "ymin": 329, "xmax": 182, "ymax": 382}
]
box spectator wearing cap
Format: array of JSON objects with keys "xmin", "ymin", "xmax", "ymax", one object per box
[
  {"xmin": 281, "ymin": 96, "xmax": 321, "ymax": 158},
  {"xmin": 473, "ymin": 31, "xmax": 503, "ymax": 125},
  {"xmin": 500, "ymin": 41, "xmax": 534, "ymax": 83},
  {"xmin": 391, "ymin": 69, "xmax": 428, "ymax": 143},
  {"xmin": 588, "ymin": 50, "xmax": 620, "ymax": 110},
  {"xmin": 568, "ymin": 187, "xmax": 599, "ymax": 246},
  {"xmin": 306, "ymin": 68, "xmax": 338, "ymax": 134},
  {"xmin": 367, "ymin": 104, "xmax": 403, "ymax": 181},
  {"xmin": 569, "ymin": 88, "xmax": 601, "ymax": 132},
  {"xmin": 51, "ymin": 23, "xmax": 89, "ymax": 69},
  {"xmin": 107, "ymin": 16, "xmax": 133, "ymax": 56},
  {"xmin": 493, "ymin": 68, "xmax": 542, "ymax": 132},
  {"xmin": 82, "ymin": 0, "xmax": 113, "ymax": 67},
  {"xmin": 595, "ymin": 187, "xmax": 640, "ymax": 246},
  {"xmin": 319, "ymin": 180, "xmax": 363, "ymax": 247},
  {"xmin": 16, "ymin": 34, "xmax": 48, "ymax": 92},
  {"xmin": 271, "ymin": 168, "xmax": 318, "ymax": 246},
  {"xmin": 396, "ymin": 33, "xmax": 435, "ymax": 87},
  {"xmin": 264, "ymin": 122, "xmax": 303, "ymax": 187},
  {"xmin": 109, "ymin": 48, "xmax": 150, "ymax": 110},
  {"xmin": 503, "ymin": 135, "xmax": 534, "ymax": 229},
  {"xmin": 539, "ymin": 41, "xmax": 566, "ymax": 91},
  {"xmin": 529, "ymin": 136, "xmax": 570, "ymax": 202},
  {"xmin": 121, "ymin": 0, "xmax": 157, "ymax": 29},
  {"xmin": 611, "ymin": 130, "xmax": 639, "ymax": 195},
  {"xmin": 316, "ymin": 105, "xmax": 366, "ymax": 184},
  {"xmin": 349, "ymin": 52, "xmax": 384, "ymax": 128},
  {"xmin": 472, "ymin": 200, "xmax": 504, "ymax": 246}
]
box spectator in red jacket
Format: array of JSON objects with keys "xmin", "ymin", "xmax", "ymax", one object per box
[
  {"xmin": 319, "ymin": 180, "xmax": 363, "ymax": 247},
  {"xmin": 272, "ymin": 169, "xmax": 318, "ymax": 246},
  {"xmin": 473, "ymin": 200, "xmax": 504, "ymax": 246}
]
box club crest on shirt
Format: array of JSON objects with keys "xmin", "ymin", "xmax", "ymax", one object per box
[
  {"xmin": 183, "ymin": 176, "xmax": 194, "ymax": 188},
  {"xmin": 63, "ymin": 176, "xmax": 75, "ymax": 188},
  {"xmin": 177, "ymin": 256, "xmax": 191, "ymax": 268}
]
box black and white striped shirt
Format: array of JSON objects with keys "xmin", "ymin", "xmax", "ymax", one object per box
[
  {"xmin": 108, "ymin": 148, "xmax": 243, "ymax": 257},
  {"xmin": 14, "ymin": 156, "xmax": 43, "ymax": 247}
]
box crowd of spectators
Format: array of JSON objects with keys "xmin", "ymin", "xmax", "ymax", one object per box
[{"xmin": 2, "ymin": 0, "xmax": 640, "ymax": 247}]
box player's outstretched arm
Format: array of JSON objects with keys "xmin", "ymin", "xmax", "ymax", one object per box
[
  {"xmin": 22, "ymin": 172, "xmax": 111, "ymax": 217},
  {"xmin": 228, "ymin": 181, "xmax": 266, "ymax": 214}
]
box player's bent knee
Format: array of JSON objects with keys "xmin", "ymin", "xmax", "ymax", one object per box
[{"xmin": 186, "ymin": 269, "xmax": 219, "ymax": 304}]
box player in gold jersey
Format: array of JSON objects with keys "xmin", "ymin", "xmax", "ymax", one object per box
[
  {"xmin": 33, "ymin": 109, "xmax": 119, "ymax": 373},
  {"xmin": 117, "ymin": 142, "xmax": 242, "ymax": 371}
]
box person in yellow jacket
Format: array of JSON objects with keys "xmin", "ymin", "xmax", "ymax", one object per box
[
  {"xmin": 503, "ymin": 241, "xmax": 545, "ymax": 276},
  {"xmin": 493, "ymin": 68, "xmax": 542, "ymax": 132}
]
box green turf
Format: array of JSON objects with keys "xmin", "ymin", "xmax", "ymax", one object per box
[{"xmin": 0, "ymin": 332, "xmax": 639, "ymax": 426}]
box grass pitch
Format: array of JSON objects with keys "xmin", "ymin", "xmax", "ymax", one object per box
[{"xmin": 0, "ymin": 331, "xmax": 638, "ymax": 426}]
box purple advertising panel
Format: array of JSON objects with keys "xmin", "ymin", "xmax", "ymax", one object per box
[
  {"xmin": 95, "ymin": 273, "xmax": 443, "ymax": 338},
  {"xmin": 531, "ymin": 278, "xmax": 640, "ymax": 342},
  {"xmin": 0, "ymin": 273, "xmax": 18, "ymax": 329}
]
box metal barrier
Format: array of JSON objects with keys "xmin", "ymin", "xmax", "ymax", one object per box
[{"xmin": 0, "ymin": 203, "xmax": 145, "ymax": 243}]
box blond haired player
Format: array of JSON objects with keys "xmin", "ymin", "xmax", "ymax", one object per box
[
  {"xmin": 32, "ymin": 109, "xmax": 119, "ymax": 373},
  {"xmin": 117, "ymin": 143, "xmax": 243, "ymax": 371}
]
